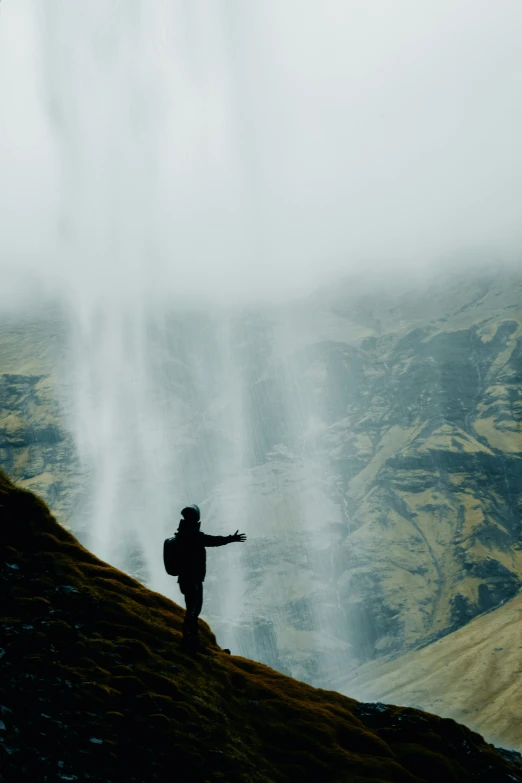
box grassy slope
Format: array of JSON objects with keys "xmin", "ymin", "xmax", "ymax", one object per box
[
  {"xmin": 336, "ymin": 592, "xmax": 522, "ymax": 753},
  {"xmin": 1, "ymin": 472, "xmax": 522, "ymax": 782}
]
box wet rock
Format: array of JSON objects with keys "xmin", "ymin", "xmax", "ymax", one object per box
[{"xmin": 353, "ymin": 702, "xmax": 391, "ymax": 727}]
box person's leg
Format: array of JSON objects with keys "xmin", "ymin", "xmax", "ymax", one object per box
[
  {"xmin": 185, "ymin": 582, "xmax": 203, "ymax": 639},
  {"xmin": 180, "ymin": 581, "xmax": 203, "ymax": 644},
  {"xmin": 190, "ymin": 582, "xmax": 203, "ymax": 641},
  {"xmin": 179, "ymin": 579, "xmax": 205, "ymax": 650},
  {"xmin": 179, "ymin": 579, "xmax": 194, "ymax": 643}
]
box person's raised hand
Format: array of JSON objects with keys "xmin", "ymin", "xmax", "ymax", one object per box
[{"xmin": 232, "ymin": 530, "xmax": 247, "ymax": 542}]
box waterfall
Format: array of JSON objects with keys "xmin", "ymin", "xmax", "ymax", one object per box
[
  {"xmin": 22, "ymin": 0, "xmax": 347, "ymax": 678},
  {"xmin": 3, "ymin": 0, "xmax": 521, "ymax": 686}
]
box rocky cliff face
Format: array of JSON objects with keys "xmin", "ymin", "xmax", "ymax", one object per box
[
  {"xmin": 303, "ymin": 272, "xmax": 522, "ymax": 664},
  {"xmin": 1, "ymin": 270, "xmax": 521, "ymax": 687},
  {"xmin": 0, "ymin": 311, "xmax": 81, "ymax": 528}
]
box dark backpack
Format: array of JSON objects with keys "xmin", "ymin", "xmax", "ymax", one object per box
[{"xmin": 163, "ymin": 536, "xmax": 181, "ymax": 576}]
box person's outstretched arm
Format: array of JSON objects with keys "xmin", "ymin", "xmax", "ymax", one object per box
[{"xmin": 201, "ymin": 530, "xmax": 247, "ymax": 547}]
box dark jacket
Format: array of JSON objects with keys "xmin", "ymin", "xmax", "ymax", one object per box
[{"xmin": 175, "ymin": 530, "xmax": 234, "ymax": 583}]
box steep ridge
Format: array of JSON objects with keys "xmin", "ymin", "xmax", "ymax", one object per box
[
  {"xmin": 335, "ymin": 591, "xmax": 522, "ymax": 753},
  {"xmin": 1, "ymin": 472, "xmax": 522, "ymax": 782}
]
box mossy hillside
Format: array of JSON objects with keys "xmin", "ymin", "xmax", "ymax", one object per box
[{"xmin": 1, "ymin": 472, "xmax": 522, "ymax": 782}]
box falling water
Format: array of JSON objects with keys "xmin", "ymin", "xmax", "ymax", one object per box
[
  {"xmin": 13, "ymin": 0, "xmax": 344, "ymax": 682},
  {"xmin": 5, "ymin": 0, "xmax": 522, "ymax": 687}
]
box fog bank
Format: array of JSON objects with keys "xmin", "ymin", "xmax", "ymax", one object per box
[{"xmin": 1, "ymin": 0, "xmax": 522, "ymax": 306}]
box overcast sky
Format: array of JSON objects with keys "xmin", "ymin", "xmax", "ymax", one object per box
[{"xmin": 0, "ymin": 0, "xmax": 521, "ymax": 306}]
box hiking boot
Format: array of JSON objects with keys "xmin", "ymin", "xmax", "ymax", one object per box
[{"xmin": 180, "ymin": 637, "xmax": 207, "ymax": 655}]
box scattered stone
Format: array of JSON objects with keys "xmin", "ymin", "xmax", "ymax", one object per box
[
  {"xmin": 89, "ymin": 737, "xmax": 103, "ymax": 744},
  {"xmin": 55, "ymin": 585, "xmax": 79, "ymax": 594},
  {"xmin": 5, "ymin": 563, "xmax": 19, "ymax": 570},
  {"xmin": 41, "ymin": 713, "xmax": 64, "ymax": 727},
  {"xmin": 0, "ymin": 721, "xmax": 5, "ymax": 731},
  {"xmin": 353, "ymin": 702, "xmax": 394, "ymax": 728},
  {"xmin": 0, "ymin": 650, "xmax": 5, "ymax": 659},
  {"xmin": 358, "ymin": 702, "xmax": 389, "ymax": 715}
]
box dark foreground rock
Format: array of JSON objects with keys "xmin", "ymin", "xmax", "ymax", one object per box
[{"xmin": 1, "ymin": 470, "xmax": 522, "ymax": 783}]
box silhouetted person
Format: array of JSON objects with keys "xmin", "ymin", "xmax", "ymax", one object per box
[{"xmin": 174, "ymin": 504, "xmax": 246, "ymax": 652}]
